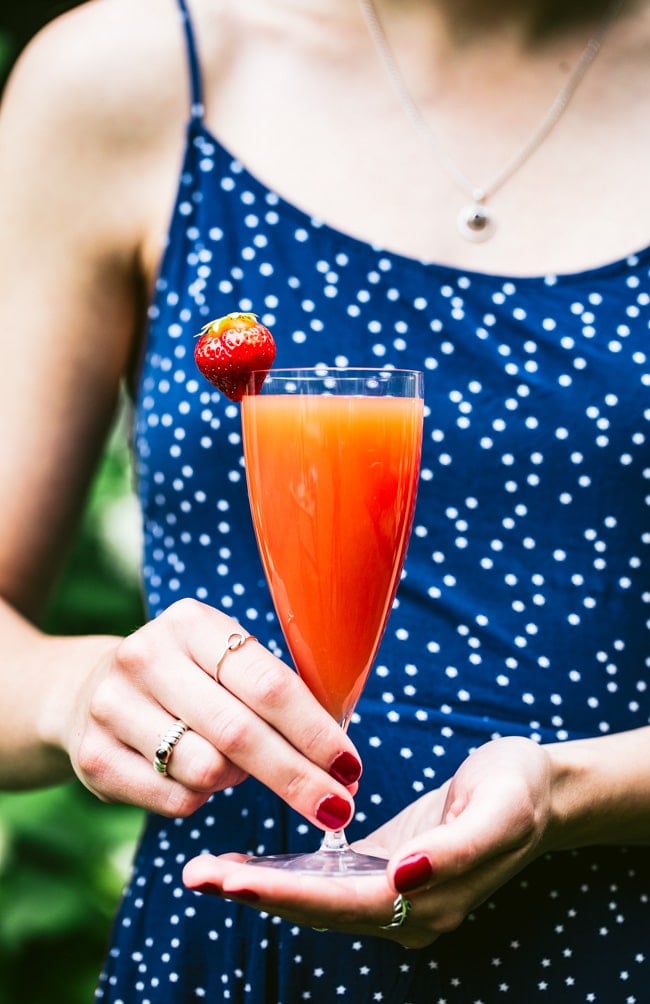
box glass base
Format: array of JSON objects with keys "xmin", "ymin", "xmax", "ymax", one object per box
[{"xmin": 246, "ymin": 848, "xmax": 387, "ymax": 875}]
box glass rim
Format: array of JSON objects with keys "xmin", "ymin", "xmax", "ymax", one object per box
[{"xmin": 247, "ymin": 366, "xmax": 424, "ymax": 377}]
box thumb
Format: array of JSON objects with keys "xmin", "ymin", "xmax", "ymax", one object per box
[{"xmin": 387, "ymin": 780, "xmax": 536, "ymax": 895}]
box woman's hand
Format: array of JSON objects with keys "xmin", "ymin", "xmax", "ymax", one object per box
[
  {"xmin": 60, "ymin": 598, "xmax": 362, "ymax": 826},
  {"xmin": 182, "ymin": 736, "xmax": 557, "ymax": 947}
]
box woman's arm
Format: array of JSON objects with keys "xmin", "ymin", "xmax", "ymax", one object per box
[
  {"xmin": 544, "ymin": 727, "xmax": 650, "ymax": 848},
  {"xmin": 0, "ymin": 5, "xmax": 363, "ymax": 834},
  {"xmin": 0, "ymin": 7, "xmax": 147, "ymax": 783}
]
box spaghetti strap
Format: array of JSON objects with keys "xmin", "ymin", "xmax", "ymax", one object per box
[{"xmin": 176, "ymin": 0, "xmax": 204, "ymax": 120}]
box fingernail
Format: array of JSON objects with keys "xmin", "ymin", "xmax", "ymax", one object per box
[
  {"xmin": 191, "ymin": 882, "xmax": 222, "ymax": 896},
  {"xmin": 330, "ymin": 751, "xmax": 362, "ymax": 786},
  {"xmin": 225, "ymin": 888, "xmax": 260, "ymax": 903},
  {"xmin": 394, "ymin": 853, "xmax": 433, "ymax": 894},
  {"xmin": 315, "ymin": 793, "xmax": 352, "ymax": 829}
]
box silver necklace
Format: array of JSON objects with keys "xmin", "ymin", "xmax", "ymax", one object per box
[{"xmin": 358, "ymin": 0, "xmax": 623, "ymax": 241}]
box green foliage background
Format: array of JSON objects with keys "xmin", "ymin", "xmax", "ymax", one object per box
[
  {"xmin": 0, "ymin": 410, "xmax": 146, "ymax": 1004},
  {"xmin": 0, "ymin": 10, "xmax": 147, "ymax": 1001}
]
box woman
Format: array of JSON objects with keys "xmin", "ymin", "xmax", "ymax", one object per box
[{"xmin": 0, "ymin": 0, "xmax": 648, "ymax": 999}]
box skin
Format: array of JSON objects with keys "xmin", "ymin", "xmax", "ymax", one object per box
[
  {"xmin": 0, "ymin": 0, "xmax": 648, "ymax": 945},
  {"xmin": 184, "ymin": 731, "xmax": 650, "ymax": 946}
]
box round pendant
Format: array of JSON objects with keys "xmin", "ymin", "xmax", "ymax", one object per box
[{"xmin": 457, "ymin": 202, "xmax": 496, "ymax": 243}]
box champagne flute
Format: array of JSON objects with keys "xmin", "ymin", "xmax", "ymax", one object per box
[{"xmin": 241, "ymin": 367, "xmax": 423, "ymax": 874}]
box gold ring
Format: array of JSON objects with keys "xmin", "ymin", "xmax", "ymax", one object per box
[
  {"xmin": 153, "ymin": 720, "xmax": 189, "ymax": 777},
  {"xmin": 379, "ymin": 893, "xmax": 412, "ymax": 930},
  {"xmin": 214, "ymin": 631, "xmax": 257, "ymax": 684}
]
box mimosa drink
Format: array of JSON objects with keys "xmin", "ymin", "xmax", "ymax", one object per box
[{"xmin": 242, "ymin": 392, "xmax": 423, "ymax": 724}]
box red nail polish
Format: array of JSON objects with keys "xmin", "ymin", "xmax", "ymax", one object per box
[
  {"xmin": 226, "ymin": 888, "xmax": 260, "ymax": 903},
  {"xmin": 315, "ymin": 793, "xmax": 352, "ymax": 829},
  {"xmin": 330, "ymin": 751, "xmax": 362, "ymax": 786},
  {"xmin": 191, "ymin": 882, "xmax": 222, "ymax": 896},
  {"xmin": 394, "ymin": 853, "xmax": 433, "ymax": 893}
]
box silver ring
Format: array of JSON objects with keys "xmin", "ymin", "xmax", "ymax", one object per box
[
  {"xmin": 153, "ymin": 719, "xmax": 189, "ymax": 777},
  {"xmin": 214, "ymin": 631, "xmax": 257, "ymax": 684},
  {"xmin": 379, "ymin": 893, "xmax": 412, "ymax": 930}
]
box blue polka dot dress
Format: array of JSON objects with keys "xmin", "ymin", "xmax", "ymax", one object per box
[{"xmin": 96, "ymin": 1, "xmax": 650, "ymax": 1000}]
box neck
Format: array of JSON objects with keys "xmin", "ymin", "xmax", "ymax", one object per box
[
  {"xmin": 357, "ymin": 0, "xmax": 630, "ymax": 243},
  {"xmin": 369, "ymin": 0, "xmax": 622, "ymax": 48}
]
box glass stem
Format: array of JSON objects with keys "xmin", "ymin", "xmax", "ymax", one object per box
[
  {"xmin": 319, "ymin": 713, "xmax": 352, "ymax": 852},
  {"xmin": 320, "ymin": 827, "xmax": 350, "ymax": 853}
]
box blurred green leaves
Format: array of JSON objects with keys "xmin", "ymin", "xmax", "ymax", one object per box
[
  {"xmin": 43, "ymin": 405, "xmax": 145, "ymax": 637},
  {"xmin": 0, "ymin": 8, "xmax": 145, "ymax": 1002},
  {"xmin": 0, "ymin": 407, "xmax": 145, "ymax": 1004},
  {"xmin": 0, "ymin": 797, "xmax": 143, "ymax": 1004},
  {"xmin": 0, "ymin": 30, "xmax": 13, "ymax": 79}
]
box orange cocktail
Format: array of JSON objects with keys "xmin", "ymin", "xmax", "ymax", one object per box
[
  {"xmin": 242, "ymin": 381, "xmax": 423, "ymax": 725},
  {"xmin": 241, "ymin": 367, "xmax": 423, "ymax": 874}
]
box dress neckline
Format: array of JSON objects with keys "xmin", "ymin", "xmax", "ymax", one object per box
[{"xmin": 187, "ymin": 117, "xmax": 650, "ymax": 287}]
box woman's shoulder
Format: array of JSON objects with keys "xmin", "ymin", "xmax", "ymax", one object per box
[
  {"xmin": 2, "ymin": 1, "xmax": 191, "ymax": 140},
  {"xmin": 0, "ymin": 1, "xmax": 238, "ymax": 286}
]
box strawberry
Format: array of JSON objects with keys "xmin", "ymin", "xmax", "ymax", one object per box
[{"xmin": 194, "ymin": 312, "xmax": 277, "ymax": 401}]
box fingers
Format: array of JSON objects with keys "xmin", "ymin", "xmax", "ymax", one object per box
[
  {"xmin": 181, "ymin": 846, "xmax": 503, "ymax": 949},
  {"xmin": 179, "ymin": 737, "xmax": 550, "ymax": 949},
  {"xmin": 181, "ymin": 836, "xmax": 530, "ymax": 949},
  {"xmin": 383, "ymin": 742, "xmax": 553, "ymax": 898},
  {"xmin": 79, "ymin": 652, "xmax": 248, "ymax": 802},
  {"xmin": 147, "ymin": 601, "xmax": 361, "ymax": 827},
  {"xmin": 175, "ymin": 666, "xmax": 357, "ymax": 831},
  {"xmin": 168, "ymin": 600, "xmax": 363, "ymax": 784},
  {"xmin": 387, "ymin": 805, "xmax": 530, "ymax": 897},
  {"xmin": 76, "ymin": 599, "xmax": 362, "ymax": 827},
  {"xmin": 78, "ymin": 729, "xmax": 213, "ymax": 818},
  {"xmin": 182, "ymin": 854, "xmax": 431, "ymax": 947},
  {"xmin": 177, "ymin": 739, "xmax": 553, "ymax": 950}
]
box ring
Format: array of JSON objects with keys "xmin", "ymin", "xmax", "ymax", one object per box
[
  {"xmin": 379, "ymin": 893, "xmax": 413, "ymax": 930},
  {"xmin": 153, "ymin": 719, "xmax": 189, "ymax": 777},
  {"xmin": 214, "ymin": 631, "xmax": 258, "ymax": 684}
]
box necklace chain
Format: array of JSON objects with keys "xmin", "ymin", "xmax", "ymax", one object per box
[{"xmin": 358, "ymin": 0, "xmax": 624, "ymax": 240}]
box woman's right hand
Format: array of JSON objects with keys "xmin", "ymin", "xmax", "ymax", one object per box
[{"xmin": 63, "ymin": 598, "xmax": 361, "ymax": 825}]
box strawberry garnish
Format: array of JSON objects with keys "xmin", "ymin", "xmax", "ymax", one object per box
[{"xmin": 194, "ymin": 312, "xmax": 277, "ymax": 401}]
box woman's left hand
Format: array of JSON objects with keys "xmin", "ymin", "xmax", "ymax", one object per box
[{"xmin": 182, "ymin": 736, "xmax": 557, "ymax": 947}]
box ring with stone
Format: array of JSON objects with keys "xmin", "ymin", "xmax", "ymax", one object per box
[{"xmin": 153, "ymin": 719, "xmax": 189, "ymax": 777}]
